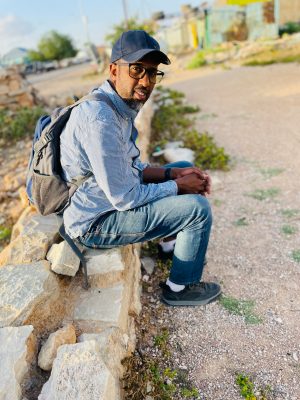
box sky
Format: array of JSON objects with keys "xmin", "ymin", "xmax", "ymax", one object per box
[{"xmin": 0, "ymin": 0, "xmax": 214, "ymax": 56}]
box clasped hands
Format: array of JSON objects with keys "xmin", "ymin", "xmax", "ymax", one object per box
[{"xmin": 172, "ymin": 167, "xmax": 211, "ymax": 196}]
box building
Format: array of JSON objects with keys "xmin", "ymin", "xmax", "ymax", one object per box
[{"xmin": 1, "ymin": 48, "xmax": 30, "ymax": 67}]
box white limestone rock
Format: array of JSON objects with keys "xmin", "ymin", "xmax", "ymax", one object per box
[
  {"xmin": 38, "ymin": 324, "xmax": 76, "ymax": 371},
  {"xmin": 85, "ymin": 247, "xmax": 127, "ymax": 288},
  {"xmin": 0, "ymin": 261, "xmax": 59, "ymax": 328},
  {"xmin": 74, "ymin": 283, "xmax": 130, "ymax": 333},
  {"xmin": 0, "ymin": 325, "xmax": 36, "ymax": 400},
  {"xmin": 5, "ymin": 214, "xmax": 60, "ymax": 265},
  {"xmin": 38, "ymin": 341, "xmax": 120, "ymax": 400},
  {"xmin": 47, "ymin": 241, "xmax": 80, "ymax": 277}
]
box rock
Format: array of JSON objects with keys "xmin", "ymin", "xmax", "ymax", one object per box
[
  {"xmin": 38, "ymin": 341, "xmax": 120, "ymax": 400},
  {"xmin": 0, "ymin": 325, "xmax": 36, "ymax": 400},
  {"xmin": 38, "ymin": 324, "xmax": 76, "ymax": 371},
  {"xmin": 79, "ymin": 327, "xmax": 128, "ymax": 377},
  {"xmin": 10, "ymin": 206, "xmax": 37, "ymax": 241},
  {"xmin": 47, "ymin": 241, "xmax": 80, "ymax": 277},
  {"xmin": 163, "ymin": 147, "xmax": 195, "ymax": 164},
  {"xmin": 18, "ymin": 186, "xmax": 29, "ymax": 208},
  {"xmin": 0, "ymin": 261, "xmax": 59, "ymax": 327},
  {"xmin": 4, "ymin": 171, "xmax": 26, "ymax": 192},
  {"xmin": 141, "ymin": 257, "xmax": 155, "ymax": 275},
  {"xmin": 85, "ymin": 247, "xmax": 128, "ymax": 288},
  {"xmin": 74, "ymin": 283, "xmax": 130, "ymax": 333},
  {"xmin": 4, "ymin": 214, "xmax": 60, "ymax": 265}
]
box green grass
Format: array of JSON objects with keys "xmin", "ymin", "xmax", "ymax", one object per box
[
  {"xmin": 219, "ymin": 295, "xmax": 262, "ymax": 324},
  {"xmin": 0, "ymin": 226, "xmax": 11, "ymax": 241},
  {"xmin": 234, "ymin": 217, "xmax": 249, "ymax": 227},
  {"xmin": 246, "ymin": 188, "xmax": 280, "ymax": 201},
  {"xmin": 213, "ymin": 199, "xmax": 223, "ymax": 207},
  {"xmin": 258, "ymin": 167, "xmax": 285, "ymax": 179},
  {"xmin": 281, "ymin": 225, "xmax": 298, "ymax": 235},
  {"xmin": 291, "ymin": 250, "xmax": 300, "ymax": 263},
  {"xmin": 281, "ymin": 209, "xmax": 300, "ymax": 218}
]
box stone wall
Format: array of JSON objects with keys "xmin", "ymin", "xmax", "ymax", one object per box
[
  {"xmin": 0, "ymin": 67, "xmax": 41, "ymax": 110},
  {"xmin": 0, "ymin": 99, "xmax": 154, "ymax": 399}
]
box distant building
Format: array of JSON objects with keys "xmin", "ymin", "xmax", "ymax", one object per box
[{"xmin": 1, "ymin": 48, "xmax": 30, "ymax": 67}]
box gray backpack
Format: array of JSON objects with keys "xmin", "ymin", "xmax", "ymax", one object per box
[{"xmin": 27, "ymin": 92, "xmax": 113, "ymax": 215}]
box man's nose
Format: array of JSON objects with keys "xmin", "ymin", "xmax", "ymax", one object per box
[{"xmin": 139, "ymin": 71, "xmax": 151, "ymax": 86}]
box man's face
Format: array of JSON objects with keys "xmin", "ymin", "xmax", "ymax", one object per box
[{"xmin": 110, "ymin": 55, "xmax": 160, "ymax": 110}]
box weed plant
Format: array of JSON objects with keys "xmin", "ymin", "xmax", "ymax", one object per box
[
  {"xmin": 246, "ymin": 188, "xmax": 280, "ymax": 201},
  {"xmin": 0, "ymin": 106, "xmax": 46, "ymax": 144},
  {"xmin": 281, "ymin": 225, "xmax": 297, "ymax": 235},
  {"xmin": 219, "ymin": 295, "xmax": 262, "ymax": 324},
  {"xmin": 151, "ymin": 86, "xmax": 230, "ymax": 171},
  {"xmin": 236, "ymin": 373, "xmax": 271, "ymax": 400}
]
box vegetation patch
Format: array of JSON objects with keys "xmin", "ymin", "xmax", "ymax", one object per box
[
  {"xmin": 187, "ymin": 46, "xmax": 225, "ymax": 69},
  {"xmin": 0, "ymin": 226, "xmax": 11, "ymax": 241},
  {"xmin": 246, "ymin": 188, "xmax": 280, "ymax": 201},
  {"xmin": 0, "ymin": 106, "xmax": 46, "ymax": 144},
  {"xmin": 281, "ymin": 209, "xmax": 300, "ymax": 219},
  {"xmin": 281, "ymin": 225, "xmax": 298, "ymax": 236},
  {"xmin": 291, "ymin": 250, "xmax": 300, "ymax": 263},
  {"xmin": 236, "ymin": 373, "xmax": 271, "ymax": 400},
  {"xmin": 219, "ymin": 295, "xmax": 262, "ymax": 324},
  {"xmin": 234, "ymin": 217, "xmax": 249, "ymax": 227},
  {"xmin": 258, "ymin": 167, "xmax": 285, "ymax": 179},
  {"xmin": 151, "ymin": 86, "xmax": 230, "ymax": 171}
]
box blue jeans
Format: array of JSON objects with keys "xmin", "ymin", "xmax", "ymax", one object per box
[{"xmin": 79, "ymin": 161, "xmax": 212, "ymax": 285}]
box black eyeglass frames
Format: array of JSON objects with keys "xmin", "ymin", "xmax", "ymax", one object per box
[{"xmin": 114, "ymin": 62, "xmax": 164, "ymax": 84}]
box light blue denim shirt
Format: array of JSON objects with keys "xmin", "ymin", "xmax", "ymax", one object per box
[{"xmin": 60, "ymin": 80, "xmax": 178, "ymax": 238}]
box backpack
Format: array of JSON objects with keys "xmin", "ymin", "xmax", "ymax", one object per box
[{"xmin": 26, "ymin": 92, "xmax": 113, "ymax": 216}]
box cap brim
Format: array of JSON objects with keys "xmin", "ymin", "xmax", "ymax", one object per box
[{"xmin": 122, "ymin": 49, "xmax": 171, "ymax": 65}]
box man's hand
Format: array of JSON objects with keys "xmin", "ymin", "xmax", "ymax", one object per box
[
  {"xmin": 173, "ymin": 167, "xmax": 211, "ymax": 195},
  {"xmin": 175, "ymin": 173, "xmax": 208, "ymax": 195}
]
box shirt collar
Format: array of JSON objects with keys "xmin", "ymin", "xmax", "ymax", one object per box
[{"xmin": 95, "ymin": 80, "xmax": 138, "ymax": 121}]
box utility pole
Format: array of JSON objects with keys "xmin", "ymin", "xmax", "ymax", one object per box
[{"xmin": 122, "ymin": 0, "xmax": 129, "ymax": 29}]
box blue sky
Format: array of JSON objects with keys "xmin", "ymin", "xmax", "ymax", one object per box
[{"xmin": 0, "ymin": 0, "xmax": 214, "ymax": 56}]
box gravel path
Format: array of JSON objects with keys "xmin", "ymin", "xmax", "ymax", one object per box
[{"xmin": 164, "ymin": 63, "xmax": 300, "ymax": 399}]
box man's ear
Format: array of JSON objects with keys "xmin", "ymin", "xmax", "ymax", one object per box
[{"xmin": 109, "ymin": 63, "xmax": 117, "ymax": 82}]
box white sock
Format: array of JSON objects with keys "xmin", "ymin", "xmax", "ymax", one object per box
[
  {"xmin": 166, "ymin": 278, "xmax": 185, "ymax": 292},
  {"xmin": 159, "ymin": 238, "xmax": 176, "ymax": 253}
]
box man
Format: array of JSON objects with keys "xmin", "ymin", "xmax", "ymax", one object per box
[{"xmin": 60, "ymin": 30, "xmax": 221, "ymax": 306}]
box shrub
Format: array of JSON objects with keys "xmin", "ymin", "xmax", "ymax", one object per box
[
  {"xmin": 183, "ymin": 130, "xmax": 230, "ymax": 171},
  {"xmin": 0, "ymin": 106, "xmax": 46, "ymax": 144},
  {"xmin": 151, "ymin": 86, "xmax": 230, "ymax": 171}
]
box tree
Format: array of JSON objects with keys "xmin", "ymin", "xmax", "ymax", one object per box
[
  {"xmin": 105, "ymin": 17, "xmax": 156, "ymax": 46},
  {"xmin": 28, "ymin": 31, "xmax": 77, "ymax": 61}
]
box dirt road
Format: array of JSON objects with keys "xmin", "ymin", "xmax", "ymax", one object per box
[{"xmin": 166, "ymin": 63, "xmax": 300, "ymax": 399}]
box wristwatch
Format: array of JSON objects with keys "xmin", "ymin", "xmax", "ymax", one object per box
[{"xmin": 164, "ymin": 168, "xmax": 172, "ymax": 181}]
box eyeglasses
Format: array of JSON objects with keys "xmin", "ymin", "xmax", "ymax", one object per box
[{"xmin": 115, "ymin": 62, "xmax": 164, "ymax": 84}]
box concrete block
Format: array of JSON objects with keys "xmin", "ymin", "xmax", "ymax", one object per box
[
  {"xmin": 38, "ymin": 341, "xmax": 120, "ymax": 400},
  {"xmin": 0, "ymin": 325, "xmax": 36, "ymax": 400},
  {"xmin": 47, "ymin": 242, "xmax": 80, "ymax": 277},
  {"xmin": 0, "ymin": 261, "xmax": 59, "ymax": 328}
]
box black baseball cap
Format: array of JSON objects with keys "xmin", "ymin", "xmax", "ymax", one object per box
[{"xmin": 111, "ymin": 30, "xmax": 171, "ymax": 65}]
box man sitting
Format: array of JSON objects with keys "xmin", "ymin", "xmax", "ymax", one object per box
[{"xmin": 60, "ymin": 30, "xmax": 221, "ymax": 306}]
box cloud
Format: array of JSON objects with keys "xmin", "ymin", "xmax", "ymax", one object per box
[{"xmin": 0, "ymin": 14, "xmax": 33, "ymax": 37}]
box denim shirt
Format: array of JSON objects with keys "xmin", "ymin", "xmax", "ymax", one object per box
[{"xmin": 60, "ymin": 80, "xmax": 178, "ymax": 238}]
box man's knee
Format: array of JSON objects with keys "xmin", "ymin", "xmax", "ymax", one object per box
[{"xmin": 175, "ymin": 194, "xmax": 212, "ymax": 225}]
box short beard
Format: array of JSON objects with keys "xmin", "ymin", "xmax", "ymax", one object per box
[{"xmin": 123, "ymin": 99, "xmax": 144, "ymax": 112}]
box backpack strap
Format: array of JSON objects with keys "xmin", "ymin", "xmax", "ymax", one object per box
[{"xmin": 65, "ymin": 92, "xmax": 116, "ymax": 188}]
